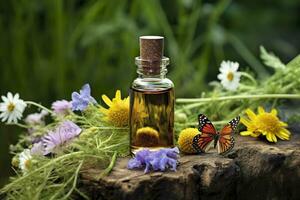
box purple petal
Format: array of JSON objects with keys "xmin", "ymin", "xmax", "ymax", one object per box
[
  {"xmin": 42, "ymin": 121, "xmax": 81, "ymax": 155},
  {"xmin": 89, "ymin": 96, "xmax": 97, "ymax": 104},
  {"xmin": 52, "ymin": 100, "xmax": 71, "ymax": 115},
  {"xmin": 165, "ymin": 147, "xmax": 179, "ymax": 159},
  {"xmin": 135, "ymin": 149, "xmax": 151, "ymax": 163},
  {"xmin": 127, "ymin": 159, "xmax": 142, "ymax": 169},
  {"xmin": 71, "ymin": 84, "xmax": 97, "ymax": 111},
  {"xmin": 31, "ymin": 142, "xmax": 45, "ymax": 156},
  {"xmin": 167, "ymin": 158, "xmax": 177, "ymax": 171},
  {"xmin": 158, "ymin": 156, "xmax": 169, "ymax": 171},
  {"xmin": 80, "ymin": 84, "xmax": 91, "ymax": 97},
  {"xmin": 144, "ymin": 161, "xmax": 151, "ymax": 173}
]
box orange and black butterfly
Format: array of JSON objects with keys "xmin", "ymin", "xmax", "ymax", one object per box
[{"xmin": 192, "ymin": 114, "xmax": 240, "ymax": 155}]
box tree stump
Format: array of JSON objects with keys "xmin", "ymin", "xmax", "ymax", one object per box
[{"xmin": 80, "ymin": 134, "xmax": 300, "ymax": 200}]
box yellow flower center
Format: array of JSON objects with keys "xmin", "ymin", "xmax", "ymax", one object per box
[
  {"xmin": 107, "ymin": 104, "xmax": 129, "ymax": 127},
  {"xmin": 24, "ymin": 159, "xmax": 31, "ymax": 169},
  {"xmin": 255, "ymin": 113, "xmax": 282, "ymax": 133},
  {"xmin": 227, "ymin": 72, "xmax": 234, "ymax": 81},
  {"xmin": 178, "ymin": 128, "xmax": 199, "ymax": 154},
  {"xmin": 136, "ymin": 127, "xmax": 159, "ymax": 147},
  {"xmin": 7, "ymin": 103, "xmax": 15, "ymax": 112}
]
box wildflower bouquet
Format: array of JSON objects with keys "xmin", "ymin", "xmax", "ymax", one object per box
[{"xmin": 0, "ymin": 84, "xmax": 130, "ymax": 199}]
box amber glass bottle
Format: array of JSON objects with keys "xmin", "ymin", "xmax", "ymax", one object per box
[{"xmin": 129, "ymin": 36, "xmax": 174, "ymax": 154}]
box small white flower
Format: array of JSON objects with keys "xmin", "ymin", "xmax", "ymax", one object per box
[
  {"xmin": 217, "ymin": 61, "xmax": 241, "ymax": 91},
  {"xmin": 0, "ymin": 92, "xmax": 27, "ymax": 123},
  {"xmin": 19, "ymin": 149, "xmax": 32, "ymax": 173}
]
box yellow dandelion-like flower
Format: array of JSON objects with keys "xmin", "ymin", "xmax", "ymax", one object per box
[
  {"xmin": 240, "ymin": 106, "xmax": 291, "ymax": 143},
  {"xmin": 136, "ymin": 127, "xmax": 159, "ymax": 147},
  {"xmin": 100, "ymin": 90, "xmax": 129, "ymax": 127},
  {"xmin": 178, "ymin": 128, "xmax": 199, "ymax": 154}
]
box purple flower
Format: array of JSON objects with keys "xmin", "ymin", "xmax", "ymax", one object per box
[
  {"xmin": 71, "ymin": 84, "xmax": 97, "ymax": 111},
  {"xmin": 127, "ymin": 147, "xmax": 179, "ymax": 173},
  {"xmin": 30, "ymin": 141, "xmax": 45, "ymax": 156},
  {"xmin": 51, "ymin": 100, "xmax": 72, "ymax": 115},
  {"xmin": 25, "ymin": 110, "xmax": 48, "ymax": 125},
  {"xmin": 42, "ymin": 121, "xmax": 81, "ymax": 155}
]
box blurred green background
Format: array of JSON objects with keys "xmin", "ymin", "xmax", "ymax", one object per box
[{"xmin": 0, "ymin": 0, "xmax": 299, "ymax": 186}]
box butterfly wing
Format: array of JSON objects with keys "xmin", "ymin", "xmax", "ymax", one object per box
[
  {"xmin": 193, "ymin": 114, "xmax": 217, "ymax": 153},
  {"xmin": 217, "ymin": 116, "xmax": 240, "ymax": 155},
  {"xmin": 193, "ymin": 133, "xmax": 214, "ymax": 153},
  {"xmin": 198, "ymin": 114, "xmax": 217, "ymax": 134}
]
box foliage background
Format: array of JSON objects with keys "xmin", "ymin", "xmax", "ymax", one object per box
[{"xmin": 0, "ymin": 0, "xmax": 299, "ymax": 186}]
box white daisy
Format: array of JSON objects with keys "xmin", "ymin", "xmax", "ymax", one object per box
[
  {"xmin": 0, "ymin": 92, "xmax": 27, "ymax": 123},
  {"xmin": 217, "ymin": 61, "xmax": 241, "ymax": 91},
  {"xmin": 19, "ymin": 149, "xmax": 32, "ymax": 173}
]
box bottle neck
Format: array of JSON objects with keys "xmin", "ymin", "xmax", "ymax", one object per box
[{"xmin": 135, "ymin": 57, "xmax": 169, "ymax": 79}]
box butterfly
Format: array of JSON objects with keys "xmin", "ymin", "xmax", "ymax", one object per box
[{"xmin": 192, "ymin": 114, "xmax": 240, "ymax": 155}]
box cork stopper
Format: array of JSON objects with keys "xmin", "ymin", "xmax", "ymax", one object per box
[{"xmin": 139, "ymin": 36, "xmax": 164, "ymax": 61}]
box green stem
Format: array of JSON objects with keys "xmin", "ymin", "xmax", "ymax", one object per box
[
  {"xmin": 25, "ymin": 101, "xmax": 54, "ymax": 115},
  {"xmin": 96, "ymin": 127, "xmax": 129, "ymax": 130},
  {"xmin": 7, "ymin": 123, "xmax": 30, "ymax": 129},
  {"xmin": 62, "ymin": 161, "xmax": 83, "ymax": 200},
  {"xmin": 176, "ymin": 94, "xmax": 300, "ymax": 104},
  {"xmin": 97, "ymin": 151, "xmax": 117, "ymax": 179},
  {"xmin": 175, "ymin": 102, "xmax": 206, "ymax": 113},
  {"xmin": 0, "ymin": 151, "xmax": 83, "ymax": 193},
  {"xmin": 240, "ymin": 72, "xmax": 257, "ymax": 85}
]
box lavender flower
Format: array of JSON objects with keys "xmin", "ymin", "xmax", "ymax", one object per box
[
  {"xmin": 25, "ymin": 110, "xmax": 48, "ymax": 125},
  {"xmin": 51, "ymin": 100, "xmax": 72, "ymax": 115},
  {"xmin": 42, "ymin": 121, "xmax": 81, "ymax": 155},
  {"xmin": 30, "ymin": 141, "xmax": 45, "ymax": 156},
  {"xmin": 71, "ymin": 84, "xmax": 97, "ymax": 111},
  {"xmin": 127, "ymin": 147, "xmax": 179, "ymax": 173}
]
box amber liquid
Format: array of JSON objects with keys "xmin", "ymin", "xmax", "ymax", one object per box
[{"xmin": 129, "ymin": 87, "xmax": 174, "ymax": 154}]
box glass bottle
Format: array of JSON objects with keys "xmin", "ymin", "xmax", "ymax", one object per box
[{"xmin": 129, "ymin": 36, "xmax": 175, "ymax": 154}]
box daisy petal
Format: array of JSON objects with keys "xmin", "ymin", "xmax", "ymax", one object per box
[
  {"xmin": 231, "ymin": 62, "xmax": 239, "ymax": 71},
  {"xmin": 1, "ymin": 95, "xmax": 8, "ymax": 102},
  {"xmin": 115, "ymin": 90, "xmax": 121, "ymax": 101},
  {"xmin": 278, "ymin": 130, "xmax": 290, "ymax": 138},
  {"xmin": 276, "ymin": 131, "xmax": 289, "ymax": 140},
  {"xmin": 266, "ymin": 132, "xmax": 274, "ymax": 142},
  {"xmin": 271, "ymin": 134, "xmax": 277, "ymax": 142},
  {"xmin": 271, "ymin": 108, "xmax": 278, "ymax": 116},
  {"xmin": 245, "ymin": 108, "xmax": 257, "ymax": 120},
  {"xmin": 240, "ymin": 118, "xmax": 251, "ymax": 127},
  {"xmin": 102, "ymin": 95, "xmax": 113, "ymax": 107},
  {"xmin": 7, "ymin": 92, "xmax": 13, "ymax": 101},
  {"xmin": 280, "ymin": 122, "xmax": 288, "ymax": 127},
  {"xmin": 13, "ymin": 93, "xmax": 20, "ymax": 101},
  {"xmin": 240, "ymin": 131, "xmax": 253, "ymax": 136},
  {"xmin": 258, "ymin": 107, "xmax": 265, "ymax": 114}
]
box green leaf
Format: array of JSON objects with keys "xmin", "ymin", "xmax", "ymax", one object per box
[
  {"xmin": 287, "ymin": 54, "xmax": 300, "ymax": 68},
  {"xmin": 260, "ymin": 46, "xmax": 286, "ymax": 70}
]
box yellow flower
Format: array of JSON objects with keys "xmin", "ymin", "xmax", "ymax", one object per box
[
  {"xmin": 178, "ymin": 128, "xmax": 199, "ymax": 154},
  {"xmin": 136, "ymin": 127, "xmax": 159, "ymax": 146},
  {"xmin": 100, "ymin": 90, "xmax": 129, "ymax": 127},
  {"xmin": 240, "ymin": 107, "xmax": 290, "ymax": 143}
]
